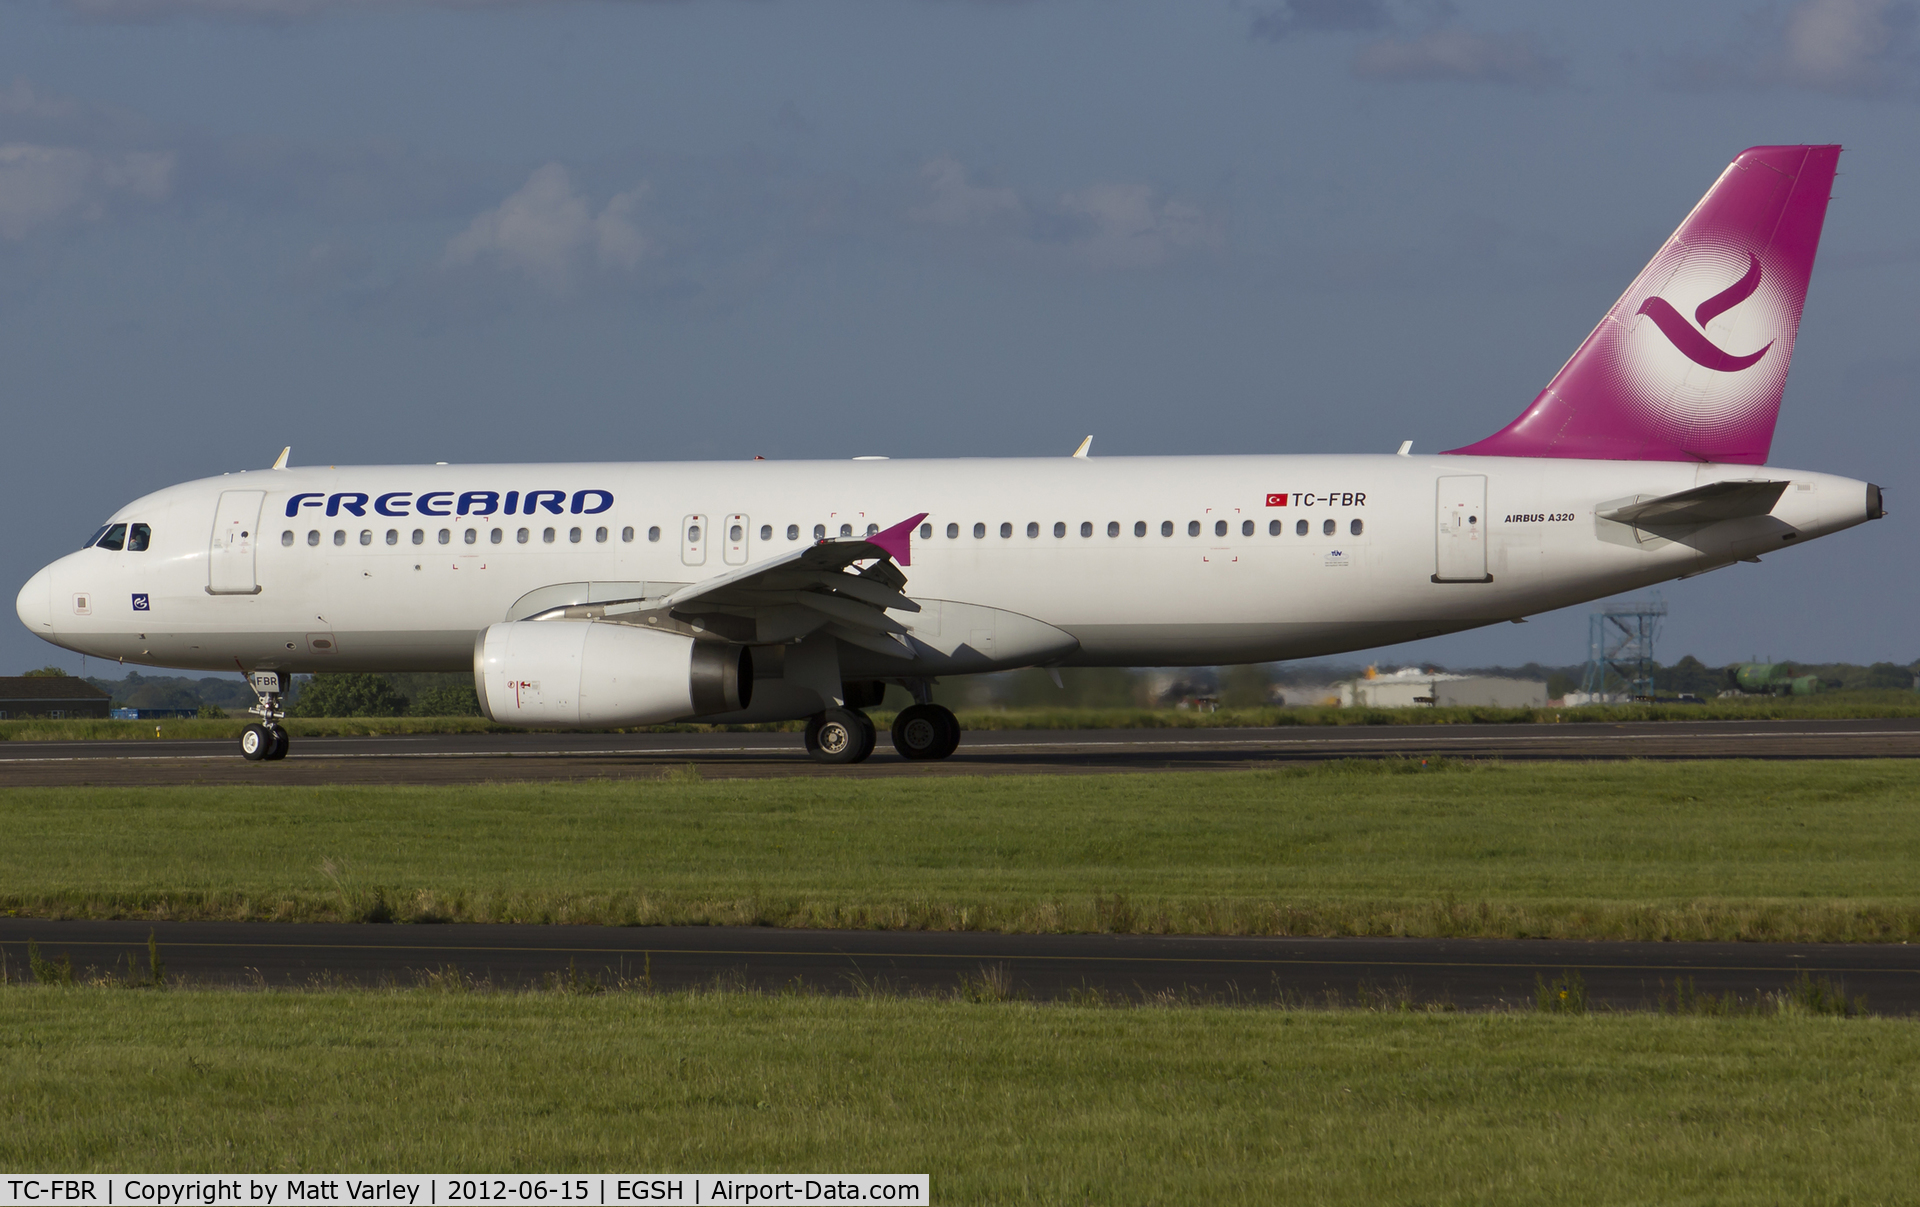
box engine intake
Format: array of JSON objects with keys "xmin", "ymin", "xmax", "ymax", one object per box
[{"xmin": 473, "ymin": 619, "xmax": 751, "ymax": 729}]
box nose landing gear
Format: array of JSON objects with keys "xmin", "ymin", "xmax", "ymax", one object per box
[{"xmin": 241, "ymin": 669, "xmax": 290, "ymax": 762}]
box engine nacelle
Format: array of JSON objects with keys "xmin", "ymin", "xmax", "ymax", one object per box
[{"xmin": 473, "ymin": 619, "xmax": 751, "ymax": 728}]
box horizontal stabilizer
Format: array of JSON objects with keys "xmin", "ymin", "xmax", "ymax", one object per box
[{"xmin": 1599, "ymin": 479, "xmax": 1790, "ymax": 528}]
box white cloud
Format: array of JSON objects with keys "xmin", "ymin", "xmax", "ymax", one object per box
[
  {"xmin": 1057, "ymin": 183, "xmax": 1219, "ymax": 269},
  {"xmin": 1352, "ymin": 28, "xmax": 1566, "ymax": 88},
  {"xmin": 909, "ymin": 157, "xmax": 1022, "ymax": 229},
  {"xmin": 441, "ymin": 163, "xmax": 651, "ymax": 293},
  {"xmin": 0, "ymin": 143, "xmax": 173, "ymax": 240},
  {"xmin": 1664, "ymin": 0, "xmax": 1920, "ymax": 97},
  {"xmin": 910, "ymin": 158, "xmax": 1218, "ymax": 269}
]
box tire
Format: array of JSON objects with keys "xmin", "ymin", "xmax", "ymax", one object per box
[
  {"xmin": 891, "ymin": 704, "xmax": 956, "ymax": 761},
  {"xmin": 239, "ymin": 724, "xmax": 270, "ymax": 761},
  {"xmin": 266, "ymin": 729, "xmax": 290, "ymax": 761},
  {"xmin": 852, "ymin": 712, "xmax": 877, "ymax": 763},
  {"xmin": 805, "ymin": 708, "xmax": 871, "ymax": 765}
]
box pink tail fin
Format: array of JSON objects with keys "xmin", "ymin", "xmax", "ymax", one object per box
[{"xmin": 1446, "ymin": 145, "xmax": 1840, "ymax": 465}]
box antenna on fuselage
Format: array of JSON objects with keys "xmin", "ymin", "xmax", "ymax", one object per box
[
  {"xmin": 271, "ymin": 447, "xmax": 291, "ymax": 470},
  {"xmin": 1071, "ymin": 436, "xmax": 1092, "ymax": 458}
]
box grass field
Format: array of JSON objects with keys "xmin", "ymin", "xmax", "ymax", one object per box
[
  {"xmin": 6, "ymin": 688, "xmax": 1918, "ymax": 741},
  {"xmin": 1, "ymin": 985, "xmax": 1914, "ymax": 1203},
  {"xmin": 5, "ymin": 761, "xmax": 1919, "ymax": 940}
]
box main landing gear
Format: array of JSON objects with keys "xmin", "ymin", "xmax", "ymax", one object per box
[
  {"xmin": 240, "ymin": 669, "xmax": 290, "ymax": 762},
  {"xmin": 802, "ymin": 703, "xmax": 961, "ymax": 764}
]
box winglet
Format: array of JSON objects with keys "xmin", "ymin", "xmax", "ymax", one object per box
[
  {"xmin": 271, "ymin": 447, "xmax": 291, "ymax": 470},
  {"xmin": 867, "ymin": 512, "xmax": 929, "ymax": 567},
  {"xmin": 1071, "ymin": 435, "xmax": 1092, "ymax": 458}
]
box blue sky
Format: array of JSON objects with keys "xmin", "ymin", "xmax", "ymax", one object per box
[{"xmin": 5, "ymin": 0, "xmax": 1917, "ymax": 676}]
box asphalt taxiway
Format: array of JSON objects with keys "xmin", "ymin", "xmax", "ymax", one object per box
[
  {"xmin": 3, "ymin": 920, "xmax": 1914, "ymax": 1012},
  {"xmin": 0, "ymin": 718, "xmax": 1916, "ymax": 786}
]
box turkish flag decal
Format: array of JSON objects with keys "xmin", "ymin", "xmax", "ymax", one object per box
[{"xmin": 1266, "ymin": 493, "xmax": 1287, "ymax": 507}]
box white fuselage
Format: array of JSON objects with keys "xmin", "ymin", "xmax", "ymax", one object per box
[{"xmin": 16, "ymin": 453, "xmax": 1876, "ymax": 691}]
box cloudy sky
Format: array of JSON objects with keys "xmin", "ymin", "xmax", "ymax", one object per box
[{"xmin": 5, "ymin": 0, "xmax": 1918, "ymax": 677}]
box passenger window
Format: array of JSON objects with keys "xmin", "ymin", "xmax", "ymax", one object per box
[
  {"xmin": 360, "ymin": 530, "xmax": 373, "ymax": 546},
  {"xmin": 1351, "ymin": 518, "xmax": 1364, "ymax": 536},
  {"xmin": 1027, "ymin": 522, "xmax": 1040, "ymax": 538},
  {"xmin": 814, "ymin": 524, "xmax": 826, "ymax": 540},
  {"xmin": 787, "ymin": 524, "xmax": 800, "ymax": 541},
  {"xmin": 437, "ymin": 529, "xmax": 450, "ymax": 545},
  {"xmin": 866, "ymin": 523, "xmax": 879, "ymax": 536},
  {"xmin": 760, "ymin": 524, "xmax": 773, "ymax": 542},
  {"xmin": 570, "ymin": 527, "xmax": 582, "ymax": 543},
  {"xmin": 1053, "ymin": 522, "xmax": 1066, "ymax": 538},
  {"xmin": 1107, "ymin": 521, "xmax": 1119, "ymax": 537},
  {"xmin": 1296, "ymin": 519, "xmax": 1308, "ymax": 536},
  {"xmin": 623, "ymin": 527, "xmax": 636, "ymax": 542},
  {"xmin": 517, "ymin": 528, "xmax": 529, "ymax": 544},
  {"xmin": 543, "ymin": 528, "xmax": 556, "ymax": 543},
  {"xmin": 334, "ymin": 530, "xmax": 347, "ymax": 546},
  {"xmin": 973, "ymin": 522, "xmax": 986, "ymax": 539},
  {"xmin": 127, "ymin": 524, "xmax": 151, "ymax": 552},
  {"xmin": 1323, "ymin": 518, "xmax": 1336, "ymax": 536},
  {"xmin": 1135, "ymin": 521, "xmax": 1147, "ymax": 537},
  {"xmin": 97, "ymin": 524, "xmax": 127, "ymax": 551},
  {"xmin": 387, "ymin": 530, "xmax": 399, "ymax": 545},
  {"xmin": 919, "ymin": 523, "xmax": 932, "ymax": 540},
  {"xmin": 1242, "ymin": 520, "xmax": 1254, "ymax": 537},
  {"xmin": 310, "ymin": 531, "xmax": 322, "ymax": 547},
  {"xmin": 492, "ymin": 528, "xmax": 504, "ymax": 544},
  {"xmin": 282, "ymin": 531, "xmax": 294, "ymax": 547},
  {"xmin": 1214, "ymin": 520, "xmax": 1227, "ymax": 538},
  {"xmin": 462, "ymin": 529, "xmax": 475, "ymax": 545},
  {"xmin": 730, "ymin": 524, "xmax": 743, "ymax": 542},
  {"xmin": 947, "ymin": 523, "xmax": 959, "ymax": 539},
  {"xmin": 840, "ymin": 523, "xmax": 853, "ymax": 537},
  {"xmin": 649, "ymin": 526, "xmax": 662, "ymax": 542},
  {"xmin": 596, "ymin": 527, "xmax": 608, "ymax": 543},
  {"xmin": 1000, "ymin": 522, "xmax": 1013, "ymax": 538},
  {"xmin": 1187, "ymin": 520, "xmax": 1200, "ymax": 537},
  {"xmin": 1269, "ymin": 520, "xmax": 1281, "ymax": 536},
  {"xmin": 412, "ymin": 529, "xmax": 424, "ymax": 545},
  {"xmin": 688, "ymin": 523, "xmax": 702, "ymax": 542},
  {"xmin": 1080, "ymin": 522, "xmax": 1092, "ymax": 538}
]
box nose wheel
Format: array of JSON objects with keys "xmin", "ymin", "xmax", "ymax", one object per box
[{"xmin": 241, "ymin": 669, "xmax": 291, "ymax": 762}]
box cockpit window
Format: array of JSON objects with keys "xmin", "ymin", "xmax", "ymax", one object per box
[
  {"xmin": 126, "ymin": 524, "xmax": 151, "ymax": 552},
  {"xmin": 84, "ymin": 525, "xmax": 109, "ymax": 550},
  {"xmin": 95, "ymin": 524, "xmax": 127, "ymax": 551}
]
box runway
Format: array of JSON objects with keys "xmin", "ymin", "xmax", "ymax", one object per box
[
  {"xmin": 3, "ymin": 919, "xmax": 1913, "ymax": 1012},
  {"xmin": 0, "ymin": 718, "xmax": 1916, "ymax": 785}
]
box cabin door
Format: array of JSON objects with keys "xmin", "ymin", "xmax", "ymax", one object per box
[
  {"xmin": 208, "ymin": 490, "xmax": 266, "ymax": 595},
  {"xmin": 1434, "ymin": 475, "xmax": 1491, "ymax": 583}
]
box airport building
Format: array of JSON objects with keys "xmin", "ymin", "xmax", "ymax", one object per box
[{"xmin": 1339, "ymin": 666, "xmax": 1548, "ymax": 709}]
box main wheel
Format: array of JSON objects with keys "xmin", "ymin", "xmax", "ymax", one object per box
[
  {"xmin": 853, "ymin": 711, "xmax": 877, "ymax": 762},
  {"xmin": 891, "ymin": 703, "xmax": 960, "ymax": 761},
  {"xmin": 266, "ymin": 728, "xmax": 291, "ymax": 761},
  {"xmin": 805, "ymin": 708, "xmax": 873, "ymax": 765},
  {"xmin": 239, "ymin": 724, "xmax": 271, "ymax": 761}
]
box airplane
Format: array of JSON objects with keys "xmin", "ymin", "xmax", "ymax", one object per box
[{"xmin": 15, "ymin": 144, "xmax": 1884, "ymax": 764}]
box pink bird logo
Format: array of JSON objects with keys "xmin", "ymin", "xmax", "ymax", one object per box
[{"xmin": 1635, "ymin": 253, "xmax": 1773, "ymax": 372}]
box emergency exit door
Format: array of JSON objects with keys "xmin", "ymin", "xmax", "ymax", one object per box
[
  {"xmin": 208, "ymin": 489, "xmax": 266, "ymax": 595},
  {"xmin": 1434, "ymin": 475, "xmax": 1491, "ymax": 583}
]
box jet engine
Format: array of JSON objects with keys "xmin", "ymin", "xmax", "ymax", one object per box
[{"xmin": 473, "ymin": 619, "xmax": 751, "ymax": 728}]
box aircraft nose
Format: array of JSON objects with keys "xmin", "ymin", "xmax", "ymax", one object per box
[{"xmin": 16, "ymin": 564, "xmax": 53, "ymax": 636}]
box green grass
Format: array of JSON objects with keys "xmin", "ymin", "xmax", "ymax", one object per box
[
  {"xmin": 7, "ymin": 688, "xmax": 1918, "ymax": 741},
  {"xmin": 5, "ymin": 761, "xmax": 1920, "ymax": 940},
  {"xmin": 2, "ymin": 986, "xmax": 1916, "ymax": 1203}
]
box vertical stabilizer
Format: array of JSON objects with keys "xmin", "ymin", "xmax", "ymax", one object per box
[{"xmin": 1447, "ymin": 145, "xmax": 1840, "ymax": 464}]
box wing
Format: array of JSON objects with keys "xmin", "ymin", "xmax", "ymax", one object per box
[{"xmin": 531, "ymin": 512, "xmax": 930, "ymax": 659}]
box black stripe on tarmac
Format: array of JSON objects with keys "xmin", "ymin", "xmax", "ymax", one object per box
[
  {"xmin": 4, "ymin": 921, "xmax": 1916, "ymax": 1013},
  {"xmin": 3, "ymin": 719, "xmax": 1918, "ymax": 786}
]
